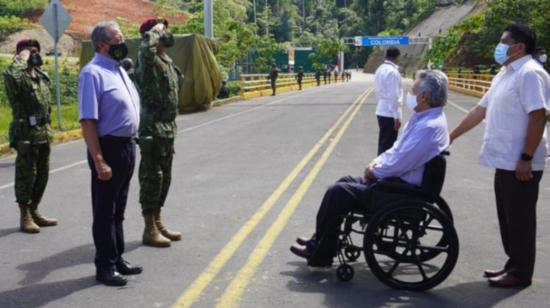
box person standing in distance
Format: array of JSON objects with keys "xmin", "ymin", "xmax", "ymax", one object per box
[
  {"xmin": 78, "ymin": 21, "xmax": 142, "ymax": 287},
  {"xmin": 451, "ymin": 23, "xmax": 550, "ymax": 288},
  {"xmin": 135, "ymin": 19, "xmax": 183, "ymax": 247},
  {"xmin": 3, "ymin": 39, "xmax": 57, "ymax": 233},
  {"xmin": 374, "ymin": 46, "xmax": 403, "ymax": 155},
  {"xmin": 296, "ymin": 66, "xmax": 304, "ymax": 90},
  {"xmin": 268, "ymin": 63, "xmax": 279, "ymax": 96}
]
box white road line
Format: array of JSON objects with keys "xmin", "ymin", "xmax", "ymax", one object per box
[
  {"xmin": 0, "ymin": 92, "xmax": 309, "ymax": 191},
  {"xmin": 448, "ymin": 99, "xmax": 471, "ymax": 114},
  {"xmin": 0, "ymin": 160, "xmax": 88, "ymax": 190}
]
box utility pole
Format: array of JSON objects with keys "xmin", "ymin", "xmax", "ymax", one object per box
[
  {"xmin": 253, "ymin": 0, "xmax": 257, "ymax": 25},
  {"xmin": 265, "ymin": 0, "xmax": 269, "ymax": 36},
  {"xmin": 204, "ymin": 0, "xmax": 213, "ymax": 38}
]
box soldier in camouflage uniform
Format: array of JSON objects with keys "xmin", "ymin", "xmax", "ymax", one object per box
[
  {"xmin": 268, "ymin": 64, "xmax": 279, "ymax": 96},
  {"xmin": 3, "ymin": 39, "xmax": 58, "ymax": 233},
  {"xmin": 296, "ymin": 66, "xmax": 304, "ymax": 90},
  {"xmin": 135, "ymin": 19, "xmax": 183, "ymax": 247}
]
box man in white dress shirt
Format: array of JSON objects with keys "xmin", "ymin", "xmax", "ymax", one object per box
[
  {"xmin": 374, "ymin": 47, "xmax": 403, "ymax": 155},
  {"xmin": 451, "ymin": 23, "xmax": 550, "ymax": 288}
]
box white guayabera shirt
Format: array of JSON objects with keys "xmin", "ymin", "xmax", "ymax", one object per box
[
  {"xmin": 374, "ymin": 60, "xmax": 403, "ymax": 119},
  {"xmin": 479, "ymin": 55, "xmax": 550, "ymax": 171}
]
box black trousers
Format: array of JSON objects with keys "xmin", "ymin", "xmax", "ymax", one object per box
[
  {"xmin": 377, "ymin": 116, "xmax": 398, "ymax": 155},
  {"xmin": 313, "ymin": 176, "xmax": 371, "ymax": 260},
  {"xmin": 494, "ymin": 169, "xmax": 543, "ymax": 280},
  {"xmin": 87, "ymin": 139, "xmax": 136, "ymax": 273},
  {"xmin": 271, "ymin": 81, "xmax": 276, "ymax": 95}
]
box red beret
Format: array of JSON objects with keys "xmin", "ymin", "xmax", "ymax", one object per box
[
  {"xmin": 139, "ymin": 18, "xmax": 169, "ymax": 34},
  {"xmin": 16, "ymin": 39, "xmax": 41, "ymax": 53}
]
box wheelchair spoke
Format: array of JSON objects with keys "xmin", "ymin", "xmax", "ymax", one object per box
[
  {"xmin": 417, "ymin": 244, "xmax": 448, "ymax": 252},
  {"xmin": 415, "ymin": 257, "xmax": 429, "ymax": 281},
  {"xmin": 387, "ymin": 259, "xmax": 402, "ymax": 276}
]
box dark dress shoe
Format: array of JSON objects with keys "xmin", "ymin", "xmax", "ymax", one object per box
[
  {"xmin": 484, "ymin": 268, "xmax": 506, "ymax": 278},
  {"xmin": 296, "ymin": 234, "xmax": 317, "ymax": 246},
  {"xmin": 116, "ymin": 260, "xmax": 143, "ymax": 276},
  {"xmin": 488, "ymin": 273, "xmax": 531, "ymax": 288},
  {"xmin": 96, "ymin": 270, "xmax": 127, "ymax": 287},
  {"xmin": 290, "ymin": 244, "xmax": 312, "ymax": 259}
]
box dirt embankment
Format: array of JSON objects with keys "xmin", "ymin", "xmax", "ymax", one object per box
[
  {"xmin": 364, "ymin": 0, "xmax": 481, "ymax": 75},
  {"xmin": 0, "ymin": 0, "xmax": 187, "ymax": 56}
]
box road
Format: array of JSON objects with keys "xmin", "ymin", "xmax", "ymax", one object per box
[{"xmin": 1, "ymin": 73, "xmax": 549, "ymax": 308}]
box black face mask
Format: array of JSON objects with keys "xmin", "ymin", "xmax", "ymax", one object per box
[
  {"xmin": 160, "ymin": 32, "xmax": 175, "ymax": 48},
  {"xmin": 108, "ymin": 42, "xmax": 128, "ymax": 61},
  {"xmin": 27, "ymin": 52, "xmax": 43, "ymax": 67}
]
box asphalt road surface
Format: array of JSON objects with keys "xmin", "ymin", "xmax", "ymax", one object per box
[{"xmin": 1, "ymin": 73, "xmax": 549, "ymax": 308}]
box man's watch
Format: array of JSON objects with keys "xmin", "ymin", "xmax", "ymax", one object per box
[{"xmin": 520, "ymin": 153, "xmax": 533, "ymax": 162}]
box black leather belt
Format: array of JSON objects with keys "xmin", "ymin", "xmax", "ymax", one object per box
[{"xmin": 100, "ymin": 135, "xmax": 136, "ymax": 143}]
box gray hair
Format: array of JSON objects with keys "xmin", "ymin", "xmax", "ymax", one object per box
[
  {"xmin": 91, "ymin": 21, "xmax": 120, "ymax": 52},
  {"xmin": 416, "ymin": 70, "xmax": 448, "ymax": 107}
]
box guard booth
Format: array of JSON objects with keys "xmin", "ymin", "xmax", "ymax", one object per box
[{"xmin": 80, "ymin": 34, "xmax": 222, "ymax": 113}]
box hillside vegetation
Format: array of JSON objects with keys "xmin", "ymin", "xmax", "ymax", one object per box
[{"xmin": 427, "ymin": 0, "xmax": 550, "ymax": 69}]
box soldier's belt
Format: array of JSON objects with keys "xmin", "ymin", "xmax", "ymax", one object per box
[{"xmin": 19, "ymin": 115, "xmax": 50, "ymax": 127}]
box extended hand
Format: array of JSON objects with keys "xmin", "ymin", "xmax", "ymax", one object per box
[{"xmin": 515, "ymin": 160, "xmax": 533, "ymax": 182}]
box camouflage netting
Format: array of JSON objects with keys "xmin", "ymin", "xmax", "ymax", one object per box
[{"xmin": 80, "ymin": 34, "xmax": 222, "ymax": 113}]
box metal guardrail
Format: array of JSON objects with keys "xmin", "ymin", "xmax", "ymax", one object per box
[
  {"xmin": 240, "ymin": 73, "xmax": 346, "ymax": 99},
  {"xmin": 447, "ymin": 72, "xmax": 494, "ymax": 98}
]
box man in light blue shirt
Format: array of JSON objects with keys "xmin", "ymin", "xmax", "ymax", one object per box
[
  {"xmin": 78, "ymin": 21, "xmax": 142, "ymax": 287},
  {"xmin": 290, "ymin": 70, "xmax": 450, "ymax": 266}
]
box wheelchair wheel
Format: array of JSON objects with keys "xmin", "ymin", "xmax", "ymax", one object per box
[
  {"xmin": 336, "ymin": 264, "xmax": 355, "ymax": 282},
  {"xmin": 363, "ymin": 201, "xmax": 458, "ymax": 291},
  {"xmin": 417, "ymin": 196, "xmax": 453, "ymax": 262}
]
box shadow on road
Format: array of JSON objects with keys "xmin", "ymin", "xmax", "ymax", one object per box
[
  {"xmin": 0, "ymin": 276, "xmax": 97, "ymax": 308},
  {"xmin": 16, "ymin": 240, "xmax": 142, "ymax": 286},
  {"xmin": 283, "ymin": 261, "xmax": 524, "ymax": 307},
  {"xmin": 0, "ymin": 227, "xmax": 19, "ymax": 238}
]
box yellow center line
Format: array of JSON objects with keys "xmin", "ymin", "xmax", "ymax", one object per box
[
  {"xmin": 216, "ymin": 89, "xmax": 371, "ymax": 308},
  {"xmin": 172, "ymin": 88, "xmax": 373, "ymax": 308}
]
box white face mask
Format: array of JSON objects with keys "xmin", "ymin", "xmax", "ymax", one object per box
[
  {"xmin": 540, "ymin": 54, "xmax": 548, "ymax": 64},
  {"xmin": 406, "ymin": 92, "xmax": 418, "ymax": 112}
]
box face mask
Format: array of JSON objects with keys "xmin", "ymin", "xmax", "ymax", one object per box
[
  {"xmin": 494, "ymin": 43, "xmax": 511, "ymax": 65},
  {"xmin": 160, "ymin": 32, "xmax": 175, "ymax": 48},
  {"xmin": 27, "ymin": 52, "xmax": 43, "ymax": 67},
  {"xmin": 406, "ymin": 92, "xmax": 418, "ymax": 112},
  {"xmin": 108, "ymin": 42, "xmax": 128, "ymax": 61},
  {"xmin": 540, "ymin": 54, "xmax": 548, "ymax": 64}
]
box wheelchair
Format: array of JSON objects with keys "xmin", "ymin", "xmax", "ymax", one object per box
[{"xmin": 333, "ymin": 151, "xmax": 458, "ymax": 291}]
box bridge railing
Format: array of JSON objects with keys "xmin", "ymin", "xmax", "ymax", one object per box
[
  {"xmin": 240, "ymin": 73, "xmax": 345, "ymax": 99},
  {"xmin": 446, "ymin": 71, "xmax": 494, "ymax": 98}
]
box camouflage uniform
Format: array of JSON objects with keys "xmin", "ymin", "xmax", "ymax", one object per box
[
  {"xmin": 296, "ymin": 69, "xmax": 304, "ymax": 90},
  {"xmin": 135, "ymin": 30, "xmax": 183, "ymax": 214},
  {"xmin": 268, "ymin": 67, "xmax": 279, "ymax": 96},
  {"xmin": 3, "ymin": 59, "xmax": 52, "ymax": 206}
]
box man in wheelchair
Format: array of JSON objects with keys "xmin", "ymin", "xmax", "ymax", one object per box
[{"xmin": 290, "ymin": 70, "xmax": 451, "ymax": 267}]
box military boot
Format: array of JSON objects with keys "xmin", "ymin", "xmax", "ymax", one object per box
[
  {"xmin": 142, "ymin": 213, "xmax": 171, "ymax": 247},
  {"xmin": 29, "ymin": 203, "xmax": 58, "ymax": 227},
  {"xmin": 154, "ymin": 210, "xmax": 181, "ymax": 241},
  {"xmin": 19, "ymin": 205, "xmax": 40, "ymax": 233}
]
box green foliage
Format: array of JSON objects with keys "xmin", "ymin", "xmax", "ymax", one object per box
[
  {"xmin": 0, "ymin": 0, "xmax": 48, "ymax": 16},
  {"xmin": 426, "ymin": 30, "xmax": 459, "ymax": 66},
  {"xmin": 226, "ymin": 80, "xmax": 241, "ymax": 97},
  {"xmin": 0, "ymin": 15, "xmax": 33, "ymax": 38},
  {"xmin": 434, "ymin": 0, "xmax": 550, "ymax": 67}
]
